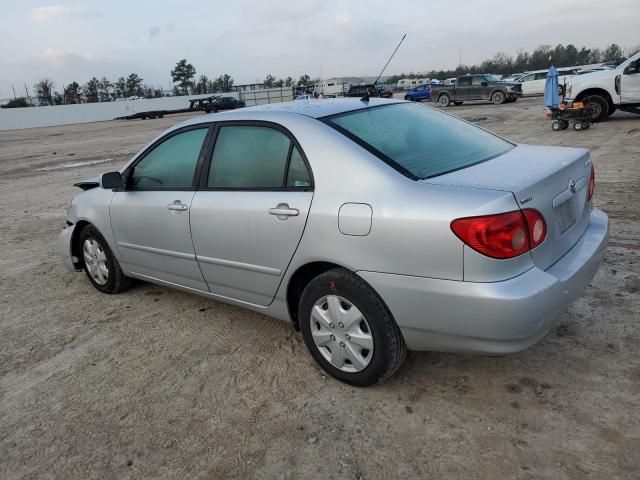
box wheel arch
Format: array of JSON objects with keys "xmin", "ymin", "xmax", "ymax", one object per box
[
  {"xmin": 70, "ymin": 220, "xmax": 92, "ymax": 267},
  {"xmin": 286, "ymin": 261, "xmax": 353, "ymax": 330},
  {"xmin": 576, "ymin": 87, "xmax": 614, "ymax": 111}
]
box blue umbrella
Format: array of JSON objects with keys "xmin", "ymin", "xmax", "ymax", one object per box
[{"xmin": 544, "ymin": 65, "xmax": 559, "ymax": 109}]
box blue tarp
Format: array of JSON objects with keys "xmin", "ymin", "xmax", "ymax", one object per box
[{"xmin": 544, "ymin": 65, "xmax": 559, "ymax": 109}]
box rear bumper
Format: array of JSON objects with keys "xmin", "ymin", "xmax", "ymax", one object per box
[
  {"xmin": 57, "ymin": 223, "xmax": 80, "ymax": 272},
  {"xmin": 358, "ymin": 208, "xmax": 608, "ymax": 353}
]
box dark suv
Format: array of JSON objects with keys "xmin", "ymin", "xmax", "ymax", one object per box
[{"xmin": 345, "ymin": 84, "xmax": 393, "ymax": 98}]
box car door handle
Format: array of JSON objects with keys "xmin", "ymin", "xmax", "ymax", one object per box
[
  {"xmin": 167, "ymin": 201, "xmax": 188, "ymax": 212},
  {"xmin": 268, "ymin": 204, "xmax": 299, "ymax": 217}
]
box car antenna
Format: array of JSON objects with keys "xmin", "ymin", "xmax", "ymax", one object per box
[{"xmin": 362, "ymin": 33, "xmax": 407, "ymax": 102}]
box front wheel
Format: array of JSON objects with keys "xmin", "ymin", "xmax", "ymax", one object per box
[
  {"xmin": 79, "ymin": 225, "xmax": 130, "ymax": 294},
  {"xmin": 584, "ymin": 95, "xmax": 609, "ymax": 122},
  {"xmin": 299, "ymin": 269, "xmax": 407, "ymax": 386},
  {"xmin": 491, "ymin": 91, "xmax": 506, "ymax": 105}
]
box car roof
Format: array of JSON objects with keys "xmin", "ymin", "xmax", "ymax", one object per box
[{"xmin": 179, "ymin": 98, "xmax": 405, "ymax": 127}]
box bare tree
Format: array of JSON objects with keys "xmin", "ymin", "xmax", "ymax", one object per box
[{"xmin": 34, "ymin": 79, "xmax": 54, "ymax": 106}]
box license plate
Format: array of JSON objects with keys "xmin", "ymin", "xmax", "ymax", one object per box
[{"xmin": 556, "ymin": 200, "xmax": 575, "ymax": 233}]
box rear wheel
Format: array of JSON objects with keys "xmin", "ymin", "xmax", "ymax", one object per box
[
  {"xmin": 299, "ymin": 268, "xmax": 407, "ymax": 386},
  {"xmin": 491, "ymin": 91, "xmax": 506, "ymax": 105},
  {"xmin": 584, "ymin": 95, "xmax": 609, "ymax": 122},
  {"xmin": 79, "ymin": 225, "xmax": 130, "ymax": 294},
  {"xmin": 438, "ymin": 94, "xmax": 451, "ymax": 107}
]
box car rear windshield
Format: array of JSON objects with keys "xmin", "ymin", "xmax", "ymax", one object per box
[{"xmin": 323, "ymin": 103, "xmax": 514, "ymax": 179}]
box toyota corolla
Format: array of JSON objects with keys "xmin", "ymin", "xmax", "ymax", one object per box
[{"xmin": 57, "ymin": 99, "xmax": 608, "ymax": 386}]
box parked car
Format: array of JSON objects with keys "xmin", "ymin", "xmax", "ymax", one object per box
[
  {"xmin": 375, "ymin": 85, "xmax": 394, "ymax": 98},
  {"xmin": 404, "ymin": 84, "xmax": 432, "ymax": 102},
  {"xmin": 431, "ymin": 74, "xmax": 522, "ymax": 106},
  {"xmin": 516, "ymin": 68, "xmax": 579, "ymax": 96},
  {"xmin": 204, "ymin": 96, "xmax": 245, "ymax": 113},
  {"xmin": 58, "ymin": 98, "xmax": 607, "ymax": 386},
  {"xmin": 565, "ymin": 51, "xmax": 640, "ymax": 122},
  {"xmin": 502, "ymin": 73, "xmax": 524, "ymax": 82},
  {"xmin": 345, "ymin": 84, "xmax": 380, "ymax": 97},
  {"xmin": 444, "ymin": 77, "xmax": 457, "ymax": 85}
]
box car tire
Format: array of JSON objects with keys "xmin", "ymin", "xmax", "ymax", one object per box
[
  {"xmin": 491, "ymin": 91, "xmax": 506, "ymax": 105},
  {"xmin": 299, "ymin": 268, "xmax": 407, "ymax": 386},
  {"xmin": 438, "ymin": 94, "xmax": 451, "ymax": 107},
  {"xmin": 584, "ymin": 95, "xmax": 609, "ymax": 122},
  {"xmin": 552, "ymin": 121, "xmax": 561, "ymax": 131},
  {"xmin": 79, "ymin": 225, "xmax": 130, "ymax": 294}
]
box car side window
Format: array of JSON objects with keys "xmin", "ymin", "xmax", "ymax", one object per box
[
  {"xmin": 521, "ymin": 74, "xmax": 534, "ymax": 82},
  {"xmin": 471, "ymin": 76, "xmax": 484, "ymax": 86},
  {"xmin": 286, "ymin": 146, "xmax": 311, "ymax": 188},
  {"xmin": 208, "ymin": 126, "xmax": 292, "ymax": 189},
  {"xmin": 457, "ymin": 77, "xmax": 471, "ymax": 87},
  {"xmin": 535, "ymin": 73, "xmax": 547, "ymax": 80},
  {"xmin": 131, "ymin": 128, "xmax": 208, "ymax": 189}
]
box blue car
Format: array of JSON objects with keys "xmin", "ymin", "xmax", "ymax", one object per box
[{"xmin": 404, "ymin": 84, "xmax": 432, "ymax": 102}]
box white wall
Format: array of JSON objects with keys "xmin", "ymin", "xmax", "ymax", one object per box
[{"xmin": 0, "ymin": 94, "xmax": 235, "ymax": 131}]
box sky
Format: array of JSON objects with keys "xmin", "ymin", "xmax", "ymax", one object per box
[{"xmin": 1, "ymin": 0, "xmax": 639, "ymax": 98}]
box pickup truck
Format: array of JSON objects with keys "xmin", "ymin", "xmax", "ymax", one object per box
[
  {"xmin": 565, "ymin": 51, "xmax": 640, "ymax": 122},
  {"xmin": 430, "ymin": 74, "xmax": 522, "ymax": 107}
]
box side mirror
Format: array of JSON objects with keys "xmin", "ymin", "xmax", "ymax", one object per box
[
  {"xmin": 481, "ymin": 81, "xmax": 488, "ymax": 87},
  {"xmin": 101, "ymin": 171, "xmax": 123, "ymax": 189}
]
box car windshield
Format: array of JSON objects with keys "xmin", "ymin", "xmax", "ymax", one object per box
[
  {"xmin": 484, "ymin": 74, "xmax": 501, "ymax": 82},
  {"xmin": 324, "ymin": 103, "xmax": 514, "ymax": 179}
]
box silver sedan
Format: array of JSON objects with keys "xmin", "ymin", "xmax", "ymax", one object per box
[{"xmin": 57, "ymin": 99, "xmax": 608, "ymax": 386}]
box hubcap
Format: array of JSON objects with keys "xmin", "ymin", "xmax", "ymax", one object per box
[
  {"xmin": 310, "ymin": 295, "xmax": 374, "ymax": 373},
  {"xmin": 83, "ymin": 238, "xmax": 109, "ymax": 285}
]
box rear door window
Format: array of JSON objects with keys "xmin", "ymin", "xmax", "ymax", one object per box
[{"xmin": 207, "ymin": 125, "xmax": 312, "ymax": 190}]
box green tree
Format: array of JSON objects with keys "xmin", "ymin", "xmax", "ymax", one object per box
[
  {"xmin": 84, "ymin": 77, "xmax": 100, "ymax": 103},
  {"xmin": 64, "ymin": 82, "xmax": 81, "ymax": 104},
  {"xmin": 34, "ymin": 79, "xmax": 54, "ymax": 105},
  {"xmin": 263, "ymin": 74, "xmax": 275, "ymax": 87},
  {"xmin": 99, "ymin": 77, "xmax": 112, "ymax": 101},
  {"xmin": 284, "ymin": 76, "xmax": 293, "ymax": 87},
  {"xmin": 297, "ymin": 74, "xmax": 310, "ymax": 86},
  {"xmin": 196, "ymin": 74, "xmax": 209, "ymax": 94},
  {"xmin": 125, "ymin": 73, "xmax": 143, "ymax": 97},
  {"xmin": 1, "ymin": 97, "xmax": 29, "ymax": 108},
  {"xmin": 274, "ymin": 78, "xmax": 284, "ymax": 88},
  {"xmin": 171, "ymin": 59, "xmax": 196, "ymax": 95},
  {"xmin": 603, "ymin": 44, "xmax": 624, "ymax": 63},
  {"xmin": 115, "ymin": 77, "xmax": 126, "ymax": 98}
]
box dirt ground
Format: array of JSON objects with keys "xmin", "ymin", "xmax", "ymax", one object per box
[{"xmin": 1, "ymin": 97, "xmax": 639, "ymax": 479}]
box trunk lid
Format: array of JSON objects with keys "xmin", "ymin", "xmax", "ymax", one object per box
[{"xmin": 425, "ymin": 144, "xmax": 592, "ymax": 270}]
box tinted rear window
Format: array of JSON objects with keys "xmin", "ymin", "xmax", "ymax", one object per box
[{"xmin": 324, "ymin": 103, "xmax": 513, "ymax": 179}]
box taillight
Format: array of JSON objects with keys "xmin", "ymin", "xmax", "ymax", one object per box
[
  {"xmin": 588, "ymin": 164, "xmax": 595, "ymax": 200},
  {"xmin": 451, "ymin": 209, "xmax": 546, "ymax": 259}
]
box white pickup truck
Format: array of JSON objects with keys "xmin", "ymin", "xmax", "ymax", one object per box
[{"xmin": 565, "ymin": 51, "xmax": 640, "ymax": 122}]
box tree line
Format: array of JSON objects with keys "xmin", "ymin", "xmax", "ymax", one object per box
[{"xmin": 386, "ymin": 43, "xmax": 638, "ymax": 84}]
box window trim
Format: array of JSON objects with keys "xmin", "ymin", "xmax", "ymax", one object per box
[
  {"xmin": 320, "ymin": 103, "xmax": 515, "ymax": 181},
  {"xmin": 198, "ymin": 120, "xmax": 315, "ymax": 192},
  {"xmin": 122, "ymin": 123, "xmax": 214, "ymax": 192}
]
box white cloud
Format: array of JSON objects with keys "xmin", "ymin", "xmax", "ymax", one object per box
[
  {"xmin": 334, "ymin": 13, "xmax": 352, "ymax": 28},
  {"xmin": 30, "ymin": 5, "xmax": 95, "ymax": 22}
]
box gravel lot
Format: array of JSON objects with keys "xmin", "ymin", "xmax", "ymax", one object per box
[{"xmin": 1, "ymin": 97, "xmax": 639, "ymax": 479}]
